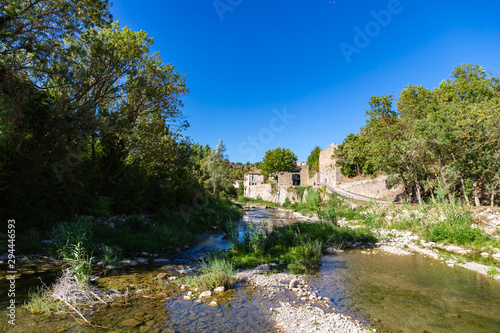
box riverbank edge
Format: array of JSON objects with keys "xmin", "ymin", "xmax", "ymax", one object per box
[{"xmin": 241, "ymin": 202, "xmax": 500, "ymax": 281}]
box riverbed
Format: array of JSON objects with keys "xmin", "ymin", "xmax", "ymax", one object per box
[{"xmin": 1, "ymin": 205, "xmax": 499, "ymax": 332}]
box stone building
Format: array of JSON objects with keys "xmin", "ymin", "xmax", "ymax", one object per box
[
  {"xmin": 243, "ymin": 144, "xmax": 342, "ymax": 199},
  {"xmin": 318, "ymin": 143, "xmax": 343, "ymax": 187}
]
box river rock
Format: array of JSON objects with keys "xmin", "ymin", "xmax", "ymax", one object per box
[
  {"xmin": 445, "ymin": 313, "xmax": 461, "ymax": 318},
  {"xmin": 120, "ymin": 318, "xmax": 142, "ymax": 327},
  {"xmin": 289, "ymin": 279, "xmax": 299, "ymax": 289},
  {"xmin": 136, "ymin": 258, "xmax": 148, "ymax": 264},
  {"xmin": 214, "ymin": 286, "xmax": 226, "ymax": 292},
  {"xmin": 153, "ymin": 258, "xmax": 169, "ymax": 264},
  {"xmin": 199, "ymin": 291, "xmax": 212, "ymax": 298},
  {"xmin": 209, "ymin": 301, "xmax": 218, "ymax": 306},
  {"xmin": 155, "ymin": 273, "xmax": 168, "ymax": 280}
]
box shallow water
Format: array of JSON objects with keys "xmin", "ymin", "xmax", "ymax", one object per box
[
  {"xmin": 311, "ymin": 251, "xmax": 500, "ymax": 333},
  {"xmin": 2, "ymin": 207, "xmax": 500, "ymax": 332}
]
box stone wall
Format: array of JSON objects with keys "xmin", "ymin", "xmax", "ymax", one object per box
[
  {"xmin": 319, "ymin": 144, "xmax": 343, "ymax": 186},
  {"xmin": 244, "ymin": 184, "xmax": 304, "ymax": 204},
  {"xmin": 338, "ymin": 175, "xmax": 404, "ymax": 201}
]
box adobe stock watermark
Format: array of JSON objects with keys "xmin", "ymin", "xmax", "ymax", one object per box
[
  {"xmin": 213, "ymin": 0, "xmax": 243, "ymax": 22},
  {"xmin": 237, "ymin": 107, "xmax": 296, "ymax": 162},
  {"xmin": 339, "ymin": 0, "xmax": 406, "ymax": 63}
]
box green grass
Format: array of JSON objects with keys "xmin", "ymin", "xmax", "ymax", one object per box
[
  {"xmin": 486, "ymin": 266, "xmax": 499, "ymax": 277},
  {"xmin": 227, "ymin": 220, "xmax": 376, "ymax": 274},
  {"xmin": 23, "ymin": 286, "xmax": 66, "ymax": 314},
  {"xmin": 185, "ymin": 255, "xmax": 235, "ymax": 290}
]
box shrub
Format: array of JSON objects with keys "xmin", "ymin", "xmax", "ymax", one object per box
[
  {"xmin": 318, "ymin": 205, "xmax": 338, "ymax": 226},
  {"xmin": 186, "ymin": 255, "xmax": 235, "ymax": 290},
  {"xmin": 305, "ymin": 187, "xmax": 321, "ymax": 209}
]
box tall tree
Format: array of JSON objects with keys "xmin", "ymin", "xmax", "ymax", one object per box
[{"xmin": 260, "ymin": 148, "xmax": 298, "ymax": 180}]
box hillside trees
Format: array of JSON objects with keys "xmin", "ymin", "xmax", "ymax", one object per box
[
  {"xmin": 0, "ymin": 0, "xmax": 235, "ymax": 229},
  {"xmin": 337, "ymin": 64, "xmax": 500, "ymax": 205},
  {"xmin": 306, "ymin": 146, "xmax": 321, "ymax": 177}
]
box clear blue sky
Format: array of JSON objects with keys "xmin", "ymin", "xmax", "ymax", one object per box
[{"xmin": 110, "ymin": 0, "xmax": 500, "ymax": 163}]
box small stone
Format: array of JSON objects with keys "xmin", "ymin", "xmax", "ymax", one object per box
[
  {"xmin": 104, "ymin": 265, "xmax": 116, "ymax": 270},
  {"xmin": 199, "ymin": 291, "xmax": 212, "ymax": 298},
  {"xmin": 141, "ymin": 251, "xmax": 149, "ymax": 256},
  {"xmin": 168, "ymin": 276, "xmax": 176, "ymax": 281},
  {"xmin": 445, "ymin": 313, "xmax": 461, "ymax": 318},
  {"xmin": 155, "ymin": 273, "xmax": 168, "ymax": 280},
  {"xmin": 183, "ymin": 295, "xmax": 191, "ymax": 300},
  {"xmin": 120, "ymin": 318, "xmax": 141, "ymax": 327},
  {"xmin": 209, "ymin": 301, "xmax": 218, "ymax": 306},
  {"xmin": 214, "ymin": 286, "xmax": 225, "ymax": 293},
  {"xmin": 136, "ymin": 258, "xmax": 148, "ymax": 264},
  {"xmin": 153, "ymin": 258, "xmax": 169, "ymax": 264},
  {"xmin": 289, "ymin": 279, "xmax": 299, "ymax": 289},
  {"xmin": 480, "ymin": 252, "xmax": 490, "ymax": 257}
]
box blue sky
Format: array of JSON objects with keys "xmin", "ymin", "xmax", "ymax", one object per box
[{"xmin": 111, "ymin": 0, "xmax": 500, "ymax": 163}]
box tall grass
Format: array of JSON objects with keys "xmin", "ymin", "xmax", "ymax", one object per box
[{"xmin": 186, "ymin": 255, "xmax": 235, "ymax": 290}]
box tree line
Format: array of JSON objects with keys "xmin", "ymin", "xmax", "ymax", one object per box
[
  {"xmin": 335, "ymin": 64, "xmax": 500, "ymax": 206},
  {"xmin": 0, "ymin": 0, "xmax": 242, "ymax": 230}
]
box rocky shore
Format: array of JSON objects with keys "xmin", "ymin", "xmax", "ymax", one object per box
[
  {"xmin": 235, "ymin": 265, "xmax": 370, "ymax": 333},
  {"xmin": 337, "ymin": 218, "xmax": 500, "ymax": 281}
]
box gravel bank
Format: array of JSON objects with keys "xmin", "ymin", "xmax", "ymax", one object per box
[{"xmin": 235, "ymin": 265, "xmax": 371, "ymax": 333}]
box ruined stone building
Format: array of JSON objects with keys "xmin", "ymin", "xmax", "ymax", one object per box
[{"xmin": 243, "ymin": 144, "xmax": 343, "ymax": 201}]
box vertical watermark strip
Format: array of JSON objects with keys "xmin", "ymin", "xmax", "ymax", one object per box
[{"xmin": 7, "ymin": 219, "xmax": 16, "ymax": 326}]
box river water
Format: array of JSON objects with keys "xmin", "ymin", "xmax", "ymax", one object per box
[{"xmin": 1, "ymin": 205, "xmax": 499, "ymax": 332}]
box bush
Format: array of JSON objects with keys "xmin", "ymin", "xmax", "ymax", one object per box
[
  {"xmin": 283, "ymin": 197, "xmax": 292, "ymax": 208},
  {"xmin": 186, "ymin": 255, "xmax": 235, "ymax": 290},
  {"xmin": 305, "ymin": 187, "xmax": 321, "ymax": 209},
  {"xmin": 318, "ymin": 205, "xmax": 338, "ymax": 226}
]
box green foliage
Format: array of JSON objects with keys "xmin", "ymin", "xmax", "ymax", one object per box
[
  {"xmin": 228, "ymin": 220, "xmax": 376, "ymax": 273},
  {"xmin": 335, "ymin": 64, "xmax": 500, "ymax": 205},
  {"xmin": 305, "ymin": 187, "xmax": 321, "ymax": 210},
  {"xmin": 486, "ymin": 266, "xmax": 499, "ymax": 277},
  {"xmin": 60, "ymin": 242, "xmax": 93, "ymax": 286},
  {"xmin": 88, "ymin": 195, "xmax": 113, "ymax": 217},
  {"xmin": 318, "ymin": 205, "xmax": 338, "ymax": 226},
  {"xmin": 17, "ymin": 229, "xmax": 42, "ymax": 254},
  {"xmin": 186, "ymin": 254, "xmax": 235, "ymax": 290},
  {"xmin": 306, "ymin": 146, "xmax": 321, "ymax": 177},
  {"xmin": 24, "ymin": 286, "xmax": 67, "ymax": 314},
  {"xmin": 283, "ymin": 197, "xmax": 292, "ymax": 208},
  {"xmin": 260, "ymin": 147, "xmax": 298, "ymax": 179},
  {"xmin": 238, "ymin": 181, "xmax": 244, "ymax": 197}
]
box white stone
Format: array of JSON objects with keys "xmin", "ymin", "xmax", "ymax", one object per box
[
  {"xmin": 199, "ymin": 291, "xmax": 212, "ymax": 298},
  {"xmin": 214, "ymin": 286, "xmax": 226, "ymax": 292},
  {"xmin": 153, "ymin": 258, "xmax": 169, "ymax": 264}
]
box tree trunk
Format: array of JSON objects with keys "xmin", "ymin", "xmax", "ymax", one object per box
[
  {"xmin": 491, "ymin": 191, "xmax": 495, "ymax": 207},
  {"xmin": 473, "ymin": 181, "xmax": 480, "ymax": 206},
  {"xmin": 411, "ymin": 165, "xmax": 423, "ymax": 205},
  {"xmin": 460, "ymin": 178, "xmax": 470, "ymax": 205}
]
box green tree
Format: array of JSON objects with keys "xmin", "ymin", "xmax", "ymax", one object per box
[
  {"xmin": 203, "ymin": 140, "xmax": 231, "ymax": 197},
  {"xmin": 306, "ymin": 146, "xmax": 321, "ymax": 178},
  {"xmin": 260, "ymin": 148, "xmax": 297, "ymax": 180}
]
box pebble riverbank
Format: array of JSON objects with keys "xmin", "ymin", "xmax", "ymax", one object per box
[{"xmin": 235, "ymin": 265, "xmax": 370, "ymax": 333}]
